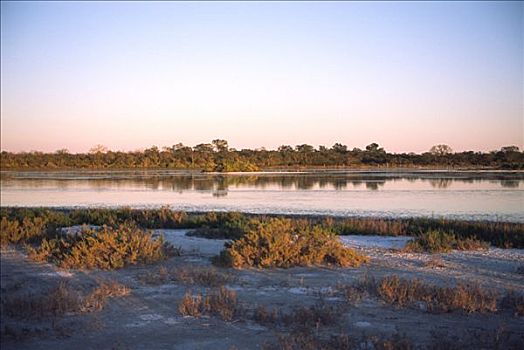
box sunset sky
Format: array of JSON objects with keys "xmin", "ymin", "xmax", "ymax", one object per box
[{"xmin": 1, "ymin": 1, "xmax": 522, "ymax": 154}]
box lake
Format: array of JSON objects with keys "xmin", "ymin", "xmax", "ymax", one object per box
[{"xmin": 1, "ymin": 170, "xmax": 523, "ymax": 222}]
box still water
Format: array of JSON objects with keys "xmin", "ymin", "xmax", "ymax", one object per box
[{"xmin": 1, "ymin": 170, "xmax": 523, "ymax": 222}]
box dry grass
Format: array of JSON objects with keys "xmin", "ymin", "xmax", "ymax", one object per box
[
  {"xmin": 374, "ymin": 275, "xmax": 498, "ymax": 313},
  {"xmin": 1, "ymin": 280, "xmax": 130, "ymax": 320},
  {"xmin": 262, "ymin": 331, "xmax": 414, "ymax": 350},
  {"xmin": 82, "ymin": 280, "xmax": 131, "ymax": 312},
  {"xmin": 338, "ymin": 282, "xmax": 369, "ymax": 305},
  {"xmin": 423, "ymin": 256, "xmax": 448, "ymax": 269},
  {"xmin": 404, "ymin": 230, "xmax": 489, "ymax": 253},
  {"xmin": 213, "ymin": 218, "xmax": 368, "ymax": 268},
  {"xmin": 140, "ymin": 265, "xmax": 236, "ymax": 287},
  {"xmin": 501, "ymin": 291, "xmax": 524, "ymax": 317},
  {"xmin": 178, "ymin": 286, "xmax": 240, "ymax": 321},
  {"xmin": 172, "ymin": 266, "xmax": 236, "ymax": 287},
  {"xmin": 27, "ymin": 223, "xmax": 177, "ymax": 270},
  {"xmin": 253, "ymin": 302, "xmax": 342, "ymax": 331}
]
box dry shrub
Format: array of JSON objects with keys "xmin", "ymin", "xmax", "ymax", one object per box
[
  {"xmin": 339, "ymin": 283, "xmax": 369, "ymax": 304},
  {"xmin": 263, "ymin": 331, "xmax": 413, "ymax": 350},
  {"xmin": 501, "ymin": 291, "xmax": 524, "ymax": 317},
  {"xmin": 404, "ymin": 230, "xmax": 489, "ymax": 253},
  {"xmin": 1, "ymin": 282, "xmax": 82, "ymax": 319},
  {"xmin": 283, "ymin": 303, "xmax": 339, "ymax": 329},
  {"xmin": 140, "ymin": 265, "xmax": 235, "ymax": 287},
  {"xmin": 214, "ymin": 218, "xmax": 368, "ymax": 268},
  {"xmin": 0, "ymin": 217, "xmax": 47, "ymax": 247},
  {"xmin": 178, "ymin": 293, "xmax": 207, "ymax": 317},
  {"xmin": 271, "ymin": 332, "xmax": 324, "ymax": 350},
  {"xmin": 253, "ymin": 302, "xmax": 341, "ymax": 330},
  {"xmin": 1, "ymin": 280, "xmax": 130, "ymax": 320},
  {"xmin": 429, "ymin": 324, "xmax": 524, "ymax": 350},
  {"xmin": 173, "ymin": 266, "xmax": 235, "ymax": 287},
  {"xmin": 423, "ymin": 256, "xmax": 447, "ymax": 269},
  {"xmin": 178, "ymin": 286, "xmax": 239, "ymax": 321},
  {"xmin": 253, "ymin": 305, "xmax": 280, "ymax": 325},
  {"xmin": 82, "ymin": 280, "xmax": 131, "ymax": 312},
  {"xmin": 28, "ymin": 223, "xmax": 176, "ymax": 270},
  {"xmin": 376, "ymin": 275, "xmax": 498, "ymax": 313}
]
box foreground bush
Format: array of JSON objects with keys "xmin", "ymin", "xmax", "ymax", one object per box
[
  {"xmin": 0, "ymin": 217, "xmax": 47, "ymax": 247},
  {"xmin": 28, "ymin": 224, "xmax": 175, "ymax": 270},
  {"xmin": 375, "ymin": 275, "xmax": 498, "ymax": 313},
  {"xmin": 213, "ymin": 218, "xmax": 368, "ymax": 268},
  {"xmin": 404, "ymin": 230, "xmax": 489, "ymax": 253}
]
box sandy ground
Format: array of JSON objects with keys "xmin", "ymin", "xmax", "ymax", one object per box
[{"xmin": 1, "ymin": 230, "xmax": 523, "ymax": 349}]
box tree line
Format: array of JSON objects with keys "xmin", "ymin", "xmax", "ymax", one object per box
[{"xmin": 1, "ymin": 140, "xmax": 522, "ymax": 171}]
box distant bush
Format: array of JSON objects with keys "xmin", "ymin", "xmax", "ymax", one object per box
[
  {"xmin": 404, "ymin": 230, "xmax": 489, "ymax": 253},
  {"xmin": 27, "ymin": 224, "xmax": 176, "ymax": 270},
  {"xmin": 213, "ymin": 218, "xmax": 368, "ymax": 268},
  {"xmin": 0, "ymin": 217, "xmax": 47, "ymax": 247}
]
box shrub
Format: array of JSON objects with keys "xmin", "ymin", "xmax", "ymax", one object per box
[
  {"xmin": 376, "ymin": 275, "xmax": 498, "ymax": 313},
  {"xmin": 253, "ymin": 302, "xmax": 341, "ymax": 330},
  {"xmin": 178, "ymin": 293, "xmax": 207, "ymax": 317},
  {"xmin": 82, "ymin": 280, "xmax": 131, "ymax": 312},
  {"xmin": 140, "ymin": 266, "xmax": 235, "ymax": 287},
  {"xmin": 0, "ymin": 217, "xmax": 47, "ymax": 247},
  {"xmin": 404, "ymin": 230, "xmax": 489, "ymax": 253},
  {"xmin": 1, "ymin": 280, "xmax": 129, "ymax": 319},
  {"xmin": 2, "ymin": 207, "xmax": 522, "ymax": 248},
  {"xmin": 501, "ymin": 291, "xmax": 524, "ymax": 317},
  {"xmin": 173, "ymin": 266, "xmax": 235, "ymax": 287},
  {"xmin": 178, "ymin": 287, "xmax": 240, "ymax": 321},
  {"xmin": 27, "ymin": 223, "xmax": 176, "ymax": 270},
  {"xmin": 213, "ymin": 218, "xmax": 368, "ymax": 268}
]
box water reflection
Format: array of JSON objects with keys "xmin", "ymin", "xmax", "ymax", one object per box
[
  {"xmin": 1, "ymin": 171, "xmax": 522, "ymax": 222},
  {"xmin": 1, "ymin": 171, "xmax": 522, "ymax": 196}
]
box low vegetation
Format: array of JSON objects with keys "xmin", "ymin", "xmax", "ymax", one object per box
[
  {"xmin": 361, "ymin": 275, "xmax": 499, "ymax": 313},
  {"xmin": 262, "ymin": 331, "xmax": 414, "ymax": 350},
  {"xmin": 140, "ymin": 265, "xmax": 236, "ymax": 287},
  {"xmin": 2, "ymin": 140, "xmax": 522, "ymax": 170},
  {"xmin": 501, "ymin": 291, "xmax": 524, "ymax": 317},
  {"xmin": 254, "ymin": 302, "xmax": 341, "ymax": 330},
  {"xmin": 178, "ymin": 286, "xmax": 240, "ymax": 321},
  {"xmin": 2, "ymin": 207, "xmax": 522, "ymax": 248},
  {"xmin": 1, "ymin": 280, "xmax": 130, "ymax": 320},
  {"xmin": 212, "ymin": 218, "xmax": 369, "ymax": 268},
  {"xmin": 27, "ymin": 224, "xmax": 176, "ymax": 270},
  {"xmin": 0, "ymin": 217, "xmax": 47, "ymax": 247},
  {"xmin": 404, "ymin": 230, "xmax": 489, "ymax": 253}
]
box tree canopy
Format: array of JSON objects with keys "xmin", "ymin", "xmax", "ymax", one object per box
[{"xmin": 1, "ymin": 142, "xmax": 522, "ymax": 171}]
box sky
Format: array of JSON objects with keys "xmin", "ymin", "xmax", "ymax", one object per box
[{"xmin": 1, "ymin": 1, "xmax": 522, "ymax": 154}]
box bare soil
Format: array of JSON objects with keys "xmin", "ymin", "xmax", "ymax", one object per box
[{"xmin": 1, "ymin": 230, "xmax": 523, "ymax": 349}]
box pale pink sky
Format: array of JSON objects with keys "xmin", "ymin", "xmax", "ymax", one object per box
[{"xmin": 1, "ymin": 1, "xmax": 522, "ymax": 154}]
